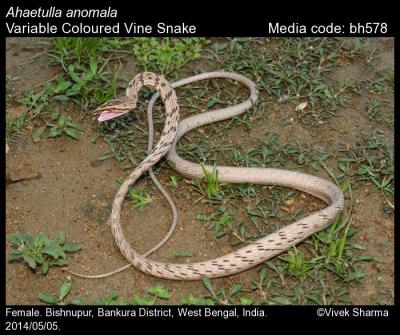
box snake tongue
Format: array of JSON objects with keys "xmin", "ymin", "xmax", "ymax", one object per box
[{"xmin": 98, "ymin": 111, "xmax": 126, "ymax": 122}]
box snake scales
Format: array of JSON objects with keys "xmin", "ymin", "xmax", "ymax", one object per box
[{"xmin": 91, "ymin": 71, "xmax": 344, "ymax": 280}]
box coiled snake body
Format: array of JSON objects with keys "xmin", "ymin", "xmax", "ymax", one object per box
[{"xmin": 94, "ymin": 72, "xmax": 344, "ymax": 280}]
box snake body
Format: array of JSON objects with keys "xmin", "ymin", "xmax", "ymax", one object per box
[{"xmin": 95, "ymin": 72, "xmax": 344, "ymax": 280}]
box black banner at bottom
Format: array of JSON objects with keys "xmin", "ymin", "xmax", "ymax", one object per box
[{"xmin": 4, "ymin": 305, "xmax": 396, "ymax": 329}]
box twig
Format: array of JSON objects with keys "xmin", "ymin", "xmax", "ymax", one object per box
[
  {"xmin": 6, "ymin": 50, "xmax": 49, "ymax": 70},
  {"xmin": 382, "ymin": 191, "xmax": 394, "ymax": 209}
]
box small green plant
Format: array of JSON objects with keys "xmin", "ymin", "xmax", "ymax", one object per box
[
  {"xmin": 62, "ymin": 59, "xmax": 117, "ymax": 108},
  {"xmin": 8, "ymin": 232, "xmax": 81, "ymax": 274},
  {"xmin": 131, "ymin": 296, "xmax": 155, "ymax": 305},
  {"xmin": 249, "ymin": 268, "xmax": 271, "ymax": 301},
  {"xmin": 180, "ymin": 293, "xmax": 215, "ymax": 305},
  {"xmin": 239, "ymin": 297, "xmax": 254, "ymax": 305},
  {"xmin": 197, "ymin": 208, "xmax": 233, "ymax": 238},
  {"xmin": 18, "ymin": 88, "xmax": 50, "ymax": 117},
  {"xmin": 6, "ymin": 112, "xmax": 27, "ymax": 138},
  {"xmin": 364, "ymin": 98, "xmax": 392, "ymax": 124},
  {"xmin": 280, "ymin": 246, "xmax": 311, "ymax": 280},
  {"xmin": 148, "ymin": 284, "xmax": 170, "ymax": 299},
  {"xmin": 132, "ymin": 38, "xmax": 206, "ymax": 74},
  {"xmin": 353, "ymin": 70, "xmax": 394, "ymax": 95},
  {"xmin": 197, "ymin": 206, "xmax": 247, "ymax": 242},
  {"xmin": 116, "ymin": 177, "xmax": 152, "ymax": 210},
  {"xmin": 131, "ymin": 284, "xmax": 170, "ymax": 305},
  {"xmin": 202, "ymin": 277, "xmax": 244, "ymax": 305},
  {"xmin": 32, "ymin": 108, "xmax": 83, "ymax": 141},
  {"xmin": 168, "ymin": 175, "xmax": 182, "ymax": 188},
  {"xmin": 39, "ymin": 280, "xmax": 83, "ymax": 305},
  {"xmin": 191, "ymin": 165, "xmax": 226, "ymax": 203},
  {"xmin": 6, "ymin": 74, "xmax": 20, "ymax": 100},
  {"xmin": 335, "ymin": 130, "xmax": 394, "ymax": 203},
  {"xmin": 93, "ymin": 291, "xmax": 128, "ymax": 305}
]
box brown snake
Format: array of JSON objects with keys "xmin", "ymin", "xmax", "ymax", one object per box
[{"xmin": 90, "ymin": 71, "xmax": 344, "ymax": 280}]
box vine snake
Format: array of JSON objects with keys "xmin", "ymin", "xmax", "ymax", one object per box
[{"xmin": 69, "ymin": 71, "xmax": 344, "ymax": 280}]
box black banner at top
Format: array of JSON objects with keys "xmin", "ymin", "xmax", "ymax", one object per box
[{"xmin": 1, "ymin": 1, "xmax": 397, "ymax": 37}]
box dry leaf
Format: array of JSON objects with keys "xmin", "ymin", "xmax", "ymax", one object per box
[{"xmin": 295, "ymin": 102, "xmax": 308, "ymax": 112}]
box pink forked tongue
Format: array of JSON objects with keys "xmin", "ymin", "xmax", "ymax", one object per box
[{"xmin": 98, "ymin": 111, "xmax": 125, "ymax": 122}]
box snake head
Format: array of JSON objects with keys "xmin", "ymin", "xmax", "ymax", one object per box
[{"xmin": 94, "ymin": 97, "xmax": 137, "ymax": 122}]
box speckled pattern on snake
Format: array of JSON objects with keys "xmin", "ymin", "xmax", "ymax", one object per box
[{"xmin": 94, "ymin": 71, "xmax": 344, "ymax": 280}]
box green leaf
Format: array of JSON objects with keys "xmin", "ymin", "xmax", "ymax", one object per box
[
  {"xmin": 355, "ymin": 255, "xmax": 375, "ymax": 262},
  {"xmin": 382, "ymin": 176, "xmax": 393, "ymax": 187},
  {"xmin": 9, "ymin": 232, "xmax": 32, "ymax": 246},
  {"xmin": 327, "ymin": 52, "xmax": 337, "ymax": 61},
  {"xmin": 55, "ymin": 231, "xmax": 65, "ymax": 245},
  {"xmin": 207, "ymin": 99, "xmax": 216, "ymax": 108},
  {"xmin": 8, "ymin": 251, "xmax": 22, "ymax": 261},
  {"xmin": 71, "ymin": 299, "xmax": 85, "ymax": 305},
  {"xmin": 52, "ymin": 95, "xmax": 70, "ymax": 102},
  {"xmin": 51, "ymin": 107, "xmax": 60, "ymax": 120},
  {"xmin": 259, "ymin": 268, "xmax": 268, "ymax": 281},
  {"xmin": 66, "ymin": 122, "xmax": 83, "ymax": 131},
  {"xmin": 172, "ymin": 251, "xmax": 192, "ymax": 258},
  {"xmin": 49, "ymin": 258, "xmax": 68, "ymax": 267},
  {"xmin": 41, "ymin": 261, "xmax": 49, "ymax": 274},
  {"xmin": 43, "ymin": 241, "xmax": 65, "ymax": 259},
  {"xmin": 230, "ymin": 284, "xmax": 242, "ymax": 296},
  {"xmin": 272, "ymin": 297, "xmax": 292, "ymax": 305},
  {"xmin": 55, "ymin": 80, "xmax": 71, "ymax": 94},
  {"xmin": 131, "ymin": 296, "xmax": 155, "ymax": 305},
  {"xmin": 48, "ymin": 126, "xmax": 62, "ymax": 138},
  {"xmin": 324, "ymin": 88, "xmax": 332, "ymax": 99},
  {"xmin": 202, "ymin": 276, "xmax": 213, "ymax": 293},
  {"xmin": 34, "ymin": 253, "xmax": 45, "ymax": 265},
  {"xmin": 148, "ymin": 285, "xmax": 169, "ymax": 299},
  {"xmin": 39, "ymin": 293, "xmax": 59, "ymax": 304},
  {"xmin": 67, "ymin": 83, "xmax": 82, "ymax": 96},
  {"xmin": 32, "ymin": 126, "xmax": 47, "ymax": 142},
  {"xmin": 23, "ymin": 255, "xmax": 36, "ymax": 269},
  {"xmin": 67, "ymin": 65, "xmax": 80, "ymax": 83},
  {"xmin": 358, "ymin": 165, "xmax": 369, "ymax": 175},
  {"xmin": 239, "ymin": 297, "xmax": 253, "ymax": 305},
  {"xmin": 57, "ymin": 115, "xmax": 66, "ymax": 129},
  {"xmin": 64, "ymin": 128, "xmax": 80, "ymax": 140},
  {"xmin": 90, "ymin": 59, "xmax": 98, "ymax": 74},
  {"xmin": 34, "ymin": 233, "xmax": 48, "ymax": 248},
  {"xmin": 205, "ymin": 298, "xmax": 215, "ymax": 305},
  {"xmin": 63, "ymin": 243, "xmax": 81, "ymax": 253},
  {"xmin": 310, "ymin": 162, "xmax": 319, "ymax": 171},
  {"xmin": 370, "ymin": 177, "xmax": 381, "ymax": 188},
  {"xmin": 59, "ymin": 281, "xmax": 72, "ymax": 301}
]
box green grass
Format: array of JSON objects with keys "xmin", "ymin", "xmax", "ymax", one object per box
[
  {"xmin": 190, "ymin": 165, "xmax": 226, "ymax": 203},
  {"xmin": 50, "ymin": 37, "xmax": 115, "ymax": 65},
  {"xmin": 205, "ymin": 38, "xmax": 357, "ymax": 126},
  {"xmin": 6, "ymin": 111, "xmax": 27, "ymax": 140},
  {"xmin": 335, "ymin": 130, "xmax": 394, "ymax": 208},
  {"xmin": 132, "ymin": 37, "xmax": 207, "ymax": 75},
  {"xmin": 364, "ymin": 98, "xmax": 392, "ymax": 125}
]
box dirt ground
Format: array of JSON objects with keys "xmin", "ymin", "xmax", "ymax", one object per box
[{"xmin": 5, "ymin": 37, "xmax": 394, "ymax": 305}]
